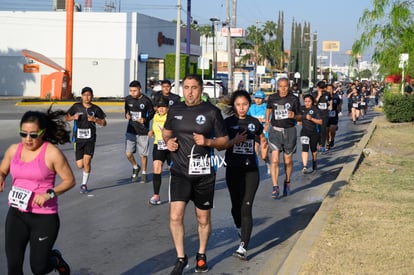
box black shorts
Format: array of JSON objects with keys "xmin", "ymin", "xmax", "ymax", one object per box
[
  {"xmin": 169, "ymin": 174, "xmax": 215, "ymax": 210},
  {"xmin": 74, "ymin": 141, "xmax": 95, "ymax": 161},
  {"xmin": 152, "ymin": 144, "xmax": 171, "ymax": 164}
]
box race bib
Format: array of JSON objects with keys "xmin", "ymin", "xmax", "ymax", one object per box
[
  {"xmin": 233, "ymin": 139, "xmax": 254, "ymax": 155},
  {"xmin": 77, "ymin": 128, "xmax": 91, "ymax": 139},
  {"xmin": 300, "ymin": 136, "xmax": 310, "ymax": 145},
  {"xmin": 318, "ymin": 102, "xmax": 327, "ymax": 110},
  {"xmin": 274, "ymin": 109, "xmax": 288, "ymax": 120},
  {"xmin": 329, "ymin": 110, "xmax": 337, "ymax": 117},
  {"xmin": 360, "ymin": 102, "xmax": 366, "ymax": 106},
  {"xmin": 188, "ymin": 145, "xmax": 211, "ymax": 175},
  {"xmin": 157, "ymin": 139, "xmax": 167, "ymax": 150},
  {"xmin": 8, "ymin": 186, "xmax": 32, "ymax": 210},
  {"xmin": 130, "ymin": 111, "xmax": 142, "ymax": 121},
  {"xmin": 352, "ymin": 103, "xmax": 359, "ymax": 108}
]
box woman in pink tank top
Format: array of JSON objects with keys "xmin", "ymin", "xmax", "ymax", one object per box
[{"xmin": 0, "ymin": 107, "xmax": 75, "ymax": 275}]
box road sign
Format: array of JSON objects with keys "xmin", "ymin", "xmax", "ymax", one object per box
[
  {"xmin": 322, "ymin": 41, "xmax": 340, "ymax": 52},
  {"xmin": 221, "ymin": 27, "xmax": 245, "ymax": 37}
]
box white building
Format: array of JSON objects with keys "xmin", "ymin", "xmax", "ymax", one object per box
[{"xmin": 0, "ymin": 11, "xmax": 200, "ymax": 98}]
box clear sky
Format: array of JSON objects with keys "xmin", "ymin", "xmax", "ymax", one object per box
[{"xmin": 1, "ymin": 0, "xmax": 374, "ymax": 65}]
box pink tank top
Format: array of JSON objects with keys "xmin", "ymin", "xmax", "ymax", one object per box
[{"xmin": 10, "ymin": 141, "xmax": 58, "ymax": 214}]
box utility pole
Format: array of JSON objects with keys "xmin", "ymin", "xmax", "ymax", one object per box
[
  {"xmin": 186, "ymin": 0, "xmax": 191, "ymax": 72},
  {"xmin": 226, "ymin": 0, "xmax": 233, "ymax": 93},
  {"xmin": 174, "ymin": 0, "xmax": 181, "ymax": 93}
]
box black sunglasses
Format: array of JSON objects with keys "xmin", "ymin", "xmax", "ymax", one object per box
[{"xmin": 19, "ymin": 129, "xmax": 45, "ymax": 139}]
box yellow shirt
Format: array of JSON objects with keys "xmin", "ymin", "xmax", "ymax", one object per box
[{"xmin": 152, "ymin": 112, "xmax": 167, "ymax": 144}]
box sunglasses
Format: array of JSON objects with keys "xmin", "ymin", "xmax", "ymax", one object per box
[{"xmin": 19, "ymin": 129, "xmax": 45, "ymax": 139}]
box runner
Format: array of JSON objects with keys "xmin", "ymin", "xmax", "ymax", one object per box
[
  {"xmin": 222, "ymin": 90, "xmax": 266, "ymax": 260},
  {"xmin": 314, "ymin": 81, "xmax": 331, "ymax": 152},
  {"xmin": 299, "ymin": 94, "xmax": 322, "ymax": 173},
  {"xmin": 0, "ymin": 108, "xmax": 75, "ymax": 275},
  {"xmin": 151, "ymin": 79, "xmax": 181, "ymax": 108},
  {"xmin": 265, "ymin": 77, "xmax": 300, "ymax": 198},
  {"xmin": 147, "ymin": 97, "xmax": 170, "ymax": 205},
  {"xmin": 163, "ymin": 74, "xmax": 228, "ymax": 274},
  {"xmin": 66, "ymin": 87, "xmax": 107, "ymax": 193},
  {"xmin": 247, "ymin": 90, "xmax": 270, "ymax": 174},
  {"xmin": 124, "ymin": 80, "xmax": 155, "ymax": 183},
  {"xmin": 326, "ymin": 83, "xmax": 342, "ymax": 149}
]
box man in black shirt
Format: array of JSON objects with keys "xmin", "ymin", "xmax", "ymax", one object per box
[
  {"xmin": 152, "ymin": 79, "xmax": 181, "ymax": 109},
  {"xmin": 66, "ymin": 87, "xmax": 107, "ymax": 193},
  {"xmin": 265, "ymin": 78, "xmax": 300, "ymax": 198},
  {"xmin": 124, "ymin": 80, "xmax": 155, "ymax": 183},
  {"xmin": 163, "ymin": 74, "xmax": 228, "ymax": 274}
]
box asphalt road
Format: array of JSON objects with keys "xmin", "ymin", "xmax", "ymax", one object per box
[{"xmin": 0, "ymin": 98, "xmax": 378, "ymax": 274}]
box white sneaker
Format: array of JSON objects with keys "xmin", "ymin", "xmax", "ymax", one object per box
[{"xmin": 233, "ymin": 243, "xmax": 247, "ymax": 261}]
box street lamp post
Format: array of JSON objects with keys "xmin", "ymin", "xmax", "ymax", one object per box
[{"xmin": 210, "ymin": 17, "xmax": 219, "ymax": 99}]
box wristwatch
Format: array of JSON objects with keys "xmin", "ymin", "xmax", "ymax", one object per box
[{"xmin": 46, "ymin": 189, "xmax": 56, "ymax": 199}]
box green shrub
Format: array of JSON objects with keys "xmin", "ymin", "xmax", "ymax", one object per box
[{"xmin": 383, "ymin": 91, "xmax": 414, "ymax": 122}]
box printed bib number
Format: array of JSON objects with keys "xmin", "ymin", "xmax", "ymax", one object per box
[
  {"xmin": 329, "ymin": 110, "xmax": 337, "ymax": 117},
  {"xmin": 130, "ymin": 111, "xmax": 142, "ymax": 121},
  {"xmin": 188, "ymin": 145, "xmax": 211, "ymax": 175},
  {"xmin": 318, "ymin": 102, "xmax": 328, "ymax": 110},
  {"xmin": 77, "ymin": 128, "xmax": 91, "ymax": 139},
  {"xmin": 360, "ymin": 102, "xmax": 366, "ymax": 106},
  {"xmin": 157, "ymin": 139, "xmax": 167, "ymax": 150},
  {"xmin": 233, "ymin": 139, "xmax": 254, "ymax": 155},
  {"xmin": 352, "ymin": 103, "xmax": 359, "ymax": 108},
  {"xmin": 8, "ymin": 186, "xmax": 32, "ymax": 210},
  {"xmin": 300, "ymin": 136, "xmax": 310, "ymax": 145},
  {"xmin": 274, "ymin": 109, "xmax": 288, "ymax": 120}
]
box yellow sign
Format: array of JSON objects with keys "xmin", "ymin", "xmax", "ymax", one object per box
[{"xmin": 322, "ymin": 41, "xmax": 340, "ymax": 52}]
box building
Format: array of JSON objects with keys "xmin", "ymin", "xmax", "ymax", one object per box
[{"xmin": 0, "ymin": 11, "xmax": 200, "ymax": 98}]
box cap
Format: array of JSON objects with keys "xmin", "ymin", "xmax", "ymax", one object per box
[
  {"xmin": 81, "ymin": 86, "xmax": 93, "ymax": 96},
  {"xmin": 254, "ymin": 90, "xmax": 265, "ymax": 99},
  {"xmin": 156, "ymin": 98, "xmax": 169, "ymax": 107}
]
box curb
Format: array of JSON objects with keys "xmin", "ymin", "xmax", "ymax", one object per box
[{"xmin": 273, "ymin": 116, "xmax": 379, "ymax": 275}]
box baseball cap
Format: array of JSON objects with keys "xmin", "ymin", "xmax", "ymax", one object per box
[
  {"xmin": 156, "ymin": 98, "xmax": 169, "ymax": 107},
  {"xmin": 81, "ymin": 86, "xmax": 93, "ymax": 96},
  {"xmin": 254, "ymin": 90, "xmax": 265, "ymax": 99}
]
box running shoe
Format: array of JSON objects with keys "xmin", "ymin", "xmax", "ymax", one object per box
[
  {"xmin": 302, "ymin": 167, "xmax": 308, "ymax": 174},
  {"xmin": 271, "ymin": 186, "xmax": 280, "ymax": 199},
  {"xmin": 131, "ymin": 166, "xmax": 141, "ymax": 182},
  {"xmin": 329, "ymin": 140, "xmax": 335, "ymax": 148},
  {"xmin": 195, "ymin": 253, "xmax": 208, "ymax": 273},
  {"xmin": 232, "ymin": 243, "xmax": 247, "ymax": 261},
  {"xmin": 149, "ymin": 195, "xmax": 161, "ymax": 205},
  {"xmin": 51, "ymin": 249, "xmax": 70, "ymax": 275},
  {"xmin": 80, "ymin": 184, "xmax": 88, "ymax": 194},
  {"xmin": 283, "ymin": 180, "xmax": 291, "ymax": 196},
  {"xmin": 170, "ymin": 255, "xmax": 188, "ymax": 275},
  {"xmin": 140, "ymin": 173, "xmax": 147, "ymax": 184}
]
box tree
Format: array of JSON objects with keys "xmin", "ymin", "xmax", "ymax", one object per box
[{"xmin": 352, "ymin": 0, "xmax": 414, "ymax": 77}]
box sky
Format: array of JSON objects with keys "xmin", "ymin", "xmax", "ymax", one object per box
[{"xmin": 0, "ymin": 0, "xmax": 375, "ymax": 66}]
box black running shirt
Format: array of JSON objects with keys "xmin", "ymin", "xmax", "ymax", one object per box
[
  {"xmin": 224, "ymin": 115, "xmax": 263, "ymax": 170},
  {"xmin": 152, "ymin": 92, "xmax": 181, "ymax": 108},
  {"xmin": 266, "ymin": 93, "xmax": 300, "ymax": 128},
  {"xmin": 67, "ymin": 103, "xmax": 106, "ymax": 143},
  {"xmin": 299, "ymin": 105, "xmax": 322, "ymax": 134},
  {"xmin": 164, "ymin": 101, "xmax": 227, "ymax": 177},
  {"xmin": 125, "ymin": 94, "xmax": 155, "ymax": 135}
]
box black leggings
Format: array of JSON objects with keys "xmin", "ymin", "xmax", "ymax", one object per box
[
  {"xmin": 5, "ymin": 207, "xmax": 60, "ymax": 275},
  {"xmin": 226, "ymin": 167, "xmax": 259, "ymax": 249}
]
